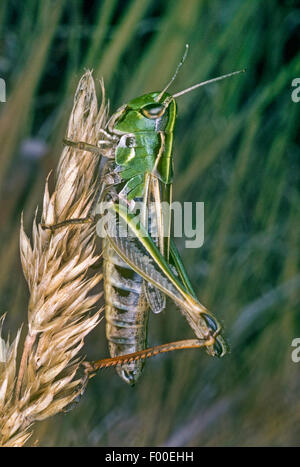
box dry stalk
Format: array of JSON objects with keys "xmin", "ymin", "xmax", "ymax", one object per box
[{"xmin": 0, "ymin": 71, "xmax": 107, "ymax": 447}]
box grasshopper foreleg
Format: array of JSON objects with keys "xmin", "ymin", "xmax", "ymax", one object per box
[
  {"xmin": 63, "ymin": 137, "xmax": 115, "ymax": 159},
  {"xmin": 63, "ymin": 138, "xmax": 103, "ymax": 154}
]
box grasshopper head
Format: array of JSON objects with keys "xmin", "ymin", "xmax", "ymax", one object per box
[{"xmin": 114, "ymin": 91, "xmax": 177, "ymax": 134}]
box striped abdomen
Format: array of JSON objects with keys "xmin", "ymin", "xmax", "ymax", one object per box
[{"xmin": 103, "ymin": 238, "xmax": 149, "ymax": 385}]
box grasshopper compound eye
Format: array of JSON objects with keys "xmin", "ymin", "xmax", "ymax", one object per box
[{"xmin": 141, "ymin": 103, "xmax": 166, "ymax": 119}]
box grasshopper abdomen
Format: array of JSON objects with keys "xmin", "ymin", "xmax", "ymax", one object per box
[{"xmin": 103, "ymin": 239, "xmax": 149, "ymax": 385}]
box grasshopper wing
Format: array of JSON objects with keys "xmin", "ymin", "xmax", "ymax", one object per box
[{"xmin": 103, "ymin": 201, "xmax": 227, "ymax": 357}]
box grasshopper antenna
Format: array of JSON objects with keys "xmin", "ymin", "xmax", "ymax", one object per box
[
  {"xmin": 173, "ymin": 68, "xmax": 246, "ymax": 98},
  {"xmin": 157, "ymin": 44, "xmax": 189, "ymax": 101}
]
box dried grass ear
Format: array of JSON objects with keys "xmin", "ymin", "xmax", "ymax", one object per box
[{"xmin": 0, "ymin": 71, "xmax": 106, "ymax": 447}]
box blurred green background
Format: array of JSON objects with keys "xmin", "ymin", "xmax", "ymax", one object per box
[{"xmin": 0, "ymin": 0, "xmax": 300, "ymax": 446}]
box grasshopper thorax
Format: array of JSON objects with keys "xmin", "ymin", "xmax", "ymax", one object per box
[{"xmin": 107, "ymin": 91, "xmax": 177, "ymax": 199}]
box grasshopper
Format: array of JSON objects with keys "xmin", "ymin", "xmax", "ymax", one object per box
[{"xmin": 43, "ymin": 46, "xmax": 244, "ymax": 385}]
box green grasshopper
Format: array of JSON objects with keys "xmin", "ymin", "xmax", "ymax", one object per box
[{"xmin": 43, "ymin": 47, "xmax": 244, "ymax": 385}]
